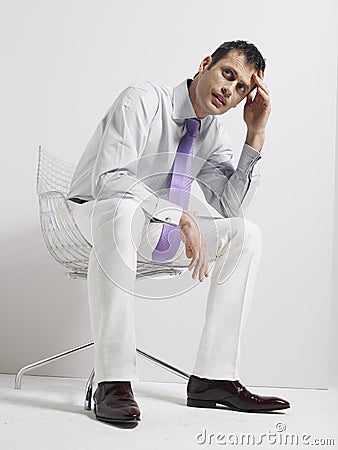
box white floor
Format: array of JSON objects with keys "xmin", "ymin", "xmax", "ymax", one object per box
[{"xmin": 1, "ymin": 374, "xmax": 337, "ymax": 450}]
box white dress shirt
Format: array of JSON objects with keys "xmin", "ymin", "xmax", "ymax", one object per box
[{"xmin": 67, "ymin": 79, "xmax": 262, "ymax": 226}]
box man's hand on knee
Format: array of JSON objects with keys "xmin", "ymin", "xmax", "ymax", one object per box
[{"xmin": 179, "ymin": 211, "xmax": 209, "ymax": 282}]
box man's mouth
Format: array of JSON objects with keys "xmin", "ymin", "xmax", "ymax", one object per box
[{"xmin": 212, "ymin": 93, "xmax": 227, "ymax": 108}]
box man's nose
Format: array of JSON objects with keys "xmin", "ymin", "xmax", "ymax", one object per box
[{"xmin": 222, "ymin": 85, "xmax": 233, "ymax": 98}]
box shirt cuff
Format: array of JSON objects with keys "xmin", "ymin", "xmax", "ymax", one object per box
[
  {"xmin": 150, "ymin": 197, "xmax": 183, "ymax": 227},
  {"xmin": 237, "ymin": 143, "xmax": 262, "ymax": 178}
]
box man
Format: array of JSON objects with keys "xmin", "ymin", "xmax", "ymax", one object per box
[{"xmin": 67, "ymin": 40, "xmax": 290, "ymax": 424}]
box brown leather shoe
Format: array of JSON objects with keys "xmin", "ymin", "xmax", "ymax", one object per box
[
  {"xmin": 187, "ymin": 375, "xmax": 290, "ymax": 412},
  {"xmin": 93, "ymin": 381, "xmax": 141, "ymax": 423}
]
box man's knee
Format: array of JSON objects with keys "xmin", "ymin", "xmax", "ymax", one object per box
[
  {"xmin": 243, "ymin": 218, "xmax": 262, "ymax": 247},
  {"xmin": 94, "ymin": 197, "xmax": 145, "ymax": 226},
  {"xmin": 92, "ymin": 197, "xmax": 146, "ymax": 247},
  {"xmin": 225, "ymin": 216, "xmax": 261, "ymax": 239},
  {"xmin": 211, "ymin": 216, "xmax": 261, "ymax": 259}
]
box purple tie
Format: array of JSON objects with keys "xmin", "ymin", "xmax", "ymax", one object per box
[{"xmin": 152, "ymin": 118, "xmax": 200, "ymax": 263}]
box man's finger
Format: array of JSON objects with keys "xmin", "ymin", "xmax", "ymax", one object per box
[
  {"xmin": 203, "ymin": 259, "xmax": 208, "ymax": 279},
  {"xmin": 198, "ymin": 249, "xmax": 205, "ymax": 281},
  {"xmin": 193, "ymin": 257, "xmax": 203, "ymax": 280},
  {"xmin": 199, "ymin": 263, "xmax": 205, "ymax": 282},
  {"xmin": 254, "ymin": 73, "xmax": 269, "ymax": 95},
  {"xmin": 192, "ymin": 263, "xmax": 199, "ymax": 279},
  {"xmin": 256, "ymin": 86, "xmax": 270, "ymax": 103},
  {"xmin": 186, "ymin": 245, "xmax": 193, "ymax": 259},
  {"xmin": 245, "ymin": 90, "xmax": 255, "ymax": 105},
  {"xmin": 189, "ymin": 250, "xmax": 199, "ymax": 270},
  {"xmin": 191, "ymin": 246, "xmax": 201, "ymax": 276}
]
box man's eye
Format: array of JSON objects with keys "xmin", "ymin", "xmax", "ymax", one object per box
[
  {"xmin": 238, "ymin": 84, "xmax": 245, "ymax": 93},
  {"xmin": 223, "ymin": 69, "xmax": 231, "ymax": 78}
]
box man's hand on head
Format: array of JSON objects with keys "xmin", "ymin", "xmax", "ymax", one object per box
[{"xmin": 244, "ymin": 70, "xmax": 271, "ymax": 152}]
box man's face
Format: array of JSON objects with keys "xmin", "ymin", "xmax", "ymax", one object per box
[{"xmin": 190, "ymin": 50, "xmax": 258, "ymax": 118}]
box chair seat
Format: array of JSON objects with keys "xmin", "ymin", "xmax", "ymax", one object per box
[{"xmin": 65, "ymin": 260, "xmax": 188, "ymax": 280}]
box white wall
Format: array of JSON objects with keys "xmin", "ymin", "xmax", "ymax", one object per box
[
  {"xmin": 0, "ymin": 0, "xmax": 337, "ymax": 389},
  {"xmin": 329, "ymin": 65, "xmax": 338, "ymax": 388}
]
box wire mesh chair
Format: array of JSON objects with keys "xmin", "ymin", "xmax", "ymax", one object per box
[{"xmin": 14, "ymin": 146, "xmax": 190, "ymax": 410}]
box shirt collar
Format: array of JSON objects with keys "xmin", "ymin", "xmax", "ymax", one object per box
[{"xmin": 173, "ymin": 79, "xmax": 198, "ymax": 120}]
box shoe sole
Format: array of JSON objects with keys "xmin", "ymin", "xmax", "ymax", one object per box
[
  {"xmin": 187, "ymin": 397, "xmax": 290, "ymax": 413},
  {"xmin": 94, "ymin": 404, "xmax": 141, "ymax": 423},
  {"xmin": 95, "ymin": 415, "xmax": 141, "ymax": 424}
]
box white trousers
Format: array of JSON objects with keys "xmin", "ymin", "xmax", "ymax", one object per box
[{"xmin": 69, "ymin": 197, "xmax": 262, "ymax": 384}]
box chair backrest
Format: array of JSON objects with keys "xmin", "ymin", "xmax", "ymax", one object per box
[
  {"xmin": 36, "ymin": 146, "xmax": 186, "ymax": 279},
  {"xmin": 37, "ymin": 146, "xmax": 92, "ymax": 276},
  {"xmin": 37, "ymin": 146, "xmax": 76, "ymax": 196}
]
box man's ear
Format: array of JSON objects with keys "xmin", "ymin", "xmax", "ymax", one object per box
[{"xmin": 199, "ymin": 56, "xmax": 212, "ymax": 74}]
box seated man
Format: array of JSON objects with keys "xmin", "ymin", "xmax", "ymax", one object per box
[{"xmin": 67, "ymin": 40, "xmax": 290, "ymax": 424}]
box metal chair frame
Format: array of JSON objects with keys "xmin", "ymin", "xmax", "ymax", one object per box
[{"xmin": 14, "ymin": 146, "xmax": 190, "ymax": 410}]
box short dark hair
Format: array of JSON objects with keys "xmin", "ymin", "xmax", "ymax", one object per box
[{"xmin": 194, "ymin": 40, "xmax": 266, "ymax": 78}]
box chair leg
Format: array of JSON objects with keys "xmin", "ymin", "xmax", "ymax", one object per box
[
  {"xmin": 84, "ymin": 368, "xmax": 95, "ymax": 410},
  {"xmin": 13, "ymin": 342, "xmax": 190, "ymax": 410},
  {"xmin": 136, "ymin": 348, "xmax": 190, "ymax": 380},
  {"xmin": 14, "ymin": 342, "xmax": 94, "ymax": 389}
]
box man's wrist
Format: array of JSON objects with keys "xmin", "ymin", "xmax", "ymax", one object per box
[
  {"xmin": 179, "ymin": 210, "xmax": 191, "ymax": 228},
  {"xmin": 245, "ymin": 130, "xmax": 265, "ymax": 152}
]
